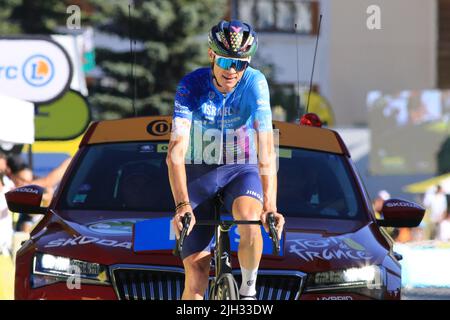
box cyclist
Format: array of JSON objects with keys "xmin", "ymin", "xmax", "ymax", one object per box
[{"xmin": 167, "ymin": 20, "xmax": 284, "ymax": 300}]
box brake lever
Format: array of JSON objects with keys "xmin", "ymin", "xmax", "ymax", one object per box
[
  {"xmin": 173, "ymin": 212, "xmax": 191, "ymax": 257},
  {"xmin": 267, "ymin": 212, "xmax": 280, "ymax": 256}
]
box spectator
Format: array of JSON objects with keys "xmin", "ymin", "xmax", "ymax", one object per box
[
  {"xmin": 0, "ymin": 151, "xmax": 6, "ymax": 176},
  {"xmin": 2, "ymin": 154, "xmax": 71, "ymax": 235},
  {"xmin": 7, "ymin": 160, "xmax": 38, "ymax": 233},
  {"xmin": 8, "ymin": 161, "xmax": 33, "ymax": 189},
  {"xmin": 30, "ymin": 157, "xmax": 72, "ymax": 207},
  {"xmin": 0, "ymin": 152, "xmax": 14, "ymax": 190},
  {"xmin": 438, "ymin": 210, "xmax": 450, "ymax": 242},
  {"xmin": 0, "ymin": 174, "xmax": 13, "ymax": 256},
  {"xmin": 1, "ymin": 152, "xmax": 15, "ymax": 254},
  {"xmin": 31, "ymin": 157, "xmax": 72, "ymax": 190},
  {"xmin": 1, "ymin": 153, "xmax": 21, "ymax": 253},
  {"xmin": 372, "ymin": 190, "xmax": 399, "ymax": 239},
  {"xmin": 423, "ymin": 185, "xmax": 448, "ymax": 240},
  {"xmin": 373, "ymin": 190, "xmax": 390, "ymax": 219}
]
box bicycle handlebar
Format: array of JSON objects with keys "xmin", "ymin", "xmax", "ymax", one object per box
[
  {"xmin": 195, "ymin": 220, "xmax": 261, "ymax": 226},
  {"xmin": 173, "ymin": 212, "xmax": 281, "ymax": 257},
  {"xmin": 267, "ymin": 212, "xmax": 280, "ymax": 256},
  {"xmin": 173, "ymin": 212, "xmax": 191, "ymax": 258}
]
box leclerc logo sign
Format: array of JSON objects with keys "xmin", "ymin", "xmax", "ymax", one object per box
[
  {"xmin": 0, "ymin": 37, "xmax": 72, "ymax": 104},
  {"xmin": 23, "ymin": 54, "xmax": 55, "ymax": 87}
]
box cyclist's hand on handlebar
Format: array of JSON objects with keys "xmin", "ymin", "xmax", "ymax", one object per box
[
  {"xmin": 172, "ymin": 205, "xmax": 195, "ymax": 240},
  {"xmin": 261, "ymin": 211, "xmax": 285, "ymax": 240}
]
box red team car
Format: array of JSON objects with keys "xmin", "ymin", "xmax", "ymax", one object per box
[{"xmin": 6, "ymin": 115, "xmax": 424, "ymax": 300}]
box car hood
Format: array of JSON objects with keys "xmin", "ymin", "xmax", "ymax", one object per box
[{"xmin": 31, "ymin": 210, "xmax": 390, "ymax": 273}]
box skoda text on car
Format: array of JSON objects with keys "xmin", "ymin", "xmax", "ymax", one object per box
[{"xmin": 7, "ymin": 115, "xmax": 424, "ymax": 300}]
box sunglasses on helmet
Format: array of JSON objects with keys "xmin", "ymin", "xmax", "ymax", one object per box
[{"xmin": 214, "ymin": 55, "xmax": 250, "ymax": 71}]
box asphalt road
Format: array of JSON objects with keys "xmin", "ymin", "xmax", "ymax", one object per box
[{"xmin": 402, "ymin": 288, "xmax": 450, "ymax": 300}]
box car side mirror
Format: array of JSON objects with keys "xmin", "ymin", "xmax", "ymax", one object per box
[
  {"xmin": 377, "ymin": 198, "xmax": 425, "ymax": 228},
  {"xmin": 5, "ymin": 185, "xmax": 47, "ymax": 215}
]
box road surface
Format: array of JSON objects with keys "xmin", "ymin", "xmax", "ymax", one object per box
[{"xmin": 402, "ymin": 287, "xmax": 450, "ymax": 300}]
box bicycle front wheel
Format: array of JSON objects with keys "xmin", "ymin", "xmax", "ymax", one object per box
[{"xmin": 212, "ymin": 273, "xmax": 239, "ymax": 300}]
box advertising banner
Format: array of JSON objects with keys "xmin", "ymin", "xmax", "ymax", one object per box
[
  {"xmin": 0, "ymin": 94, "xmax": 34, "ymax": 144},
  {"xmin": 35, "ymin": 90, "xmax": 90, "ymax": 140},
  {"xmin": 0, "ymin": 36, "xmax": 72, "ymax": 104},
  {"xmin": 368, "ymin": 90, "xmax": 450, "ymax": 175}
]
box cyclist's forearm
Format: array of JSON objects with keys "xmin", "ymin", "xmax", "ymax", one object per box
[
  {"xmin": 260, "ymin": 167, "xmax": 277, "ymax": 212},
  {"xmin": 166, "ymin": 139, "xmax": 190, "ymax": 205},
  {"xmin": 257, "ymin": 130, "xmax": 278, "ymax": 211},
  {"xmin": 259, "ymin": 148, "xmax": 277, "ymax": 211},
  {"xmin": 167, "ymin": 161, "xmax": 190, "ymax": 204}
]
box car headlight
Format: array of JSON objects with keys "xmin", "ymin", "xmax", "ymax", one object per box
[
  {"xmin": 305, "ymin": 265, "xmax": 385, "ymax": 299},
  {"xmin": 31, "ymin": 253, "xmax": 110, "ymax": 288}
]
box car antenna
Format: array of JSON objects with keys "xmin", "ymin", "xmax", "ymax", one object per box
[
  {"xmin": 306, "ymin": 14, "xmax": 322, "ymax": 114},
  {"xmin": 128, "ymin": 0, "xmax": 137, "ymax": 117},
  {"xmin": 295, "ymin": 23, "xmax": 302, "ymax": 121}
]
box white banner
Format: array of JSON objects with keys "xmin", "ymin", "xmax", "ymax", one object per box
[
  {"xmin": 51, "ymin": 34, "xmax": 88, "ymax": 96},
  {"xmin": 0, "ymin": 37, "xmax": 72, "ymax": 104},
  {"xmin": 0, "ymin": 94, "xmax": 34, "ymax": 144}
]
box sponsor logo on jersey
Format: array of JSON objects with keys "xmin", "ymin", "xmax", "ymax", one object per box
[
  {"xmin": 245, "ymin": 189, "xmax": 263, "ymax": 201},
  {"xmin": 174, "ymin": 101, "xmax": 191, "ymax": 115},
  {"xmin": 257, "ymin": 79, "xmax": 269, "ymax": 95},
  {"xmin": 202, "ymin": 103, "xmax": 217, "ymax": 120}
]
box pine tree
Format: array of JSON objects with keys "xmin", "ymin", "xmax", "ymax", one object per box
[
  {"xmin": 0, "ymin": 0, "xmax": 21, "ymax": 34},
  {"xmin": 89, "ymin": 0, "xmax": 227, "ymax": 120},
  {"xmin": 8, "ymin": 0, "xmax": 68, "ymax": 34},
  {"xmin": 0, "ymin": 0, "xmax": 67, "ymax": 34}
]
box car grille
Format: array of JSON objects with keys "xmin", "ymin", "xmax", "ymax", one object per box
[
  {"xmin": 113, "ymin": 267, "xmax": 184, "ymax": 300},
  {"xmin": 111, "ymin": 266, "xmax": 305, "ymax": 300},
  {"xmin": 234, "ymin": 274, "xmax": 303, "ymax": 300}
]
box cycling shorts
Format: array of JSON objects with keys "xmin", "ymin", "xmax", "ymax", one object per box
[{"xmin": 180, "ymin": 163, "xmax": 263, "ymax": 260}]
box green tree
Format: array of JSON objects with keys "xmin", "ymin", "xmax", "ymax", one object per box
[
  {"xmin": 0, "ymin": 0, "xmax": 21, "ymax": 34},
  {"xmin": 89, "ymin": 0, "xmax": 227, "ymax": 119},
  {"xmin": 4, "ymin": 0, "xmax": 68, "ymax": 34},
  {"xmin": 251, "ymin": 56, "xmax": 301, "ymax": 123}
]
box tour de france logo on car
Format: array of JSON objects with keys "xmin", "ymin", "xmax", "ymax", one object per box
[{"xmin": 22, "ymin": 54, "xmax": 55, "ymax": 87}]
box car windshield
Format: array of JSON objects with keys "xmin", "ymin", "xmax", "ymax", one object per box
[
  {"xmin": 277, "ymin": 148, "xmax": 364, "ymax": 220},
  {"xmin": 58, "ymin": 142, "xmax": 364, "ymax": 220}
]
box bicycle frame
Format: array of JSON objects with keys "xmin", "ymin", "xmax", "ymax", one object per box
[
  {"xmin": 213, "ymin": 220, "xmax": 234, "ymax": 281},
  {"xmin": 208, "ymin": 200, "xmax": 241, "ymax": 300},
  {"xmin": 174, "ymin": 197, "xmax": 280, "ymax": 300}
]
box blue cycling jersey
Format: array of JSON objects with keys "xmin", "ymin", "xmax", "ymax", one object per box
[{"xmin": 172, "ymin": 67, "xmax": 273, "ymax": 164}]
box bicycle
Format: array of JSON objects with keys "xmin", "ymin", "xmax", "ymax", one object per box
[{"xmin": 173, "ymin": 197, "xmax": 280, "ymax": 300}]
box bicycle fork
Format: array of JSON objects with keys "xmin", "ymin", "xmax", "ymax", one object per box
[
  {"xmin": 214, "ymin": 222, "xmax": 233, "ymax": 278},
  {"xmin": 210, "ymin": 222, "xmax": 240, "ymax": 300}
]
